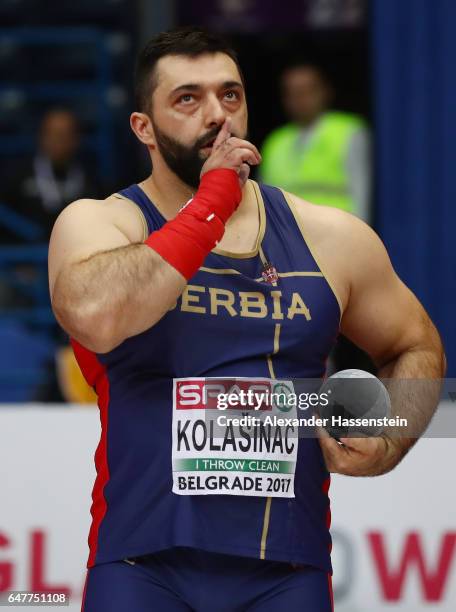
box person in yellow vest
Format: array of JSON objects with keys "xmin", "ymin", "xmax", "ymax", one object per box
[
  {"xmin": 261, "ymin": 62, "xmax": 373, "ymax": 373},
  {"xmin": 260, "ymin": 63, "xmax": 371, "ymax": 222}
]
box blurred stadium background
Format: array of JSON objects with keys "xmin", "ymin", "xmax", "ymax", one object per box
[{"xmin": 0, "ymin": 1, "xmax": 455, "ymax": 610}]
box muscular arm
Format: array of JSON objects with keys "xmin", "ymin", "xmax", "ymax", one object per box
[
  {"xmin": 288, "ymin": 194, "xmax": 445, "ymax": 475},
  {"xmin": 49, "ymin": 119, "xmax": 260, "ymax": 354},
  {"xmin": 49, "ymin": 198, "xmax": 186, "ymax": 353},
  {"xmin": 339, "ymin": 219, "xmax": 445, "ymax": 472}
]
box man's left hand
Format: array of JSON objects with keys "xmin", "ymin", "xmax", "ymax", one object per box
[{"xmin": 318, "ymin": 430, "xmax": 399, "ymax": 476}]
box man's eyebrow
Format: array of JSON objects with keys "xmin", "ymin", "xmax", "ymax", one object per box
[
  {"xmin": 170, "ymin": 83, "xmax": 200, "ymax": 96},
  {"xmin": 169, "ymin": 80, "xmax": 244, "ymax": 97},
  {"xmin": 220, "ymin": 80, "xmax": 244, "ymax": 90}
]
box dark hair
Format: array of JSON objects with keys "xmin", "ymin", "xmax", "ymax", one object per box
[{"xmin": 134, "ymin": 27, "xmax": 243, "ymax": 113}]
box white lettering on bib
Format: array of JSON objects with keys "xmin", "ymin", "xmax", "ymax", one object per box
[{"xmin": 172, "ymin": 377, "xmax": 298, "ymax": 497}]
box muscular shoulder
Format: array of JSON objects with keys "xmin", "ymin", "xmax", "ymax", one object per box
[
  {"xmin": 286, "ymin": 191, "xmax": 374, "ymax": 248},
  {"xmin": 48, "ymin": 193, "xmax": 148, "ymax": 296},
  {"xmin": 55, "ymin": 193, "xmax": 147, "ymax": 244},
  {"xmin": 284, "ymin": 192, "xmax": 390, "ymax": 314}
]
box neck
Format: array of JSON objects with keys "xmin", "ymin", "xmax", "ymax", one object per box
[
  {"xmin": 144, "ymin": 168, "xmax": 194, "ymax": 218},
  {"xmin": 140, "ymin": 160, "xmax": 248, "ymax": 220}
]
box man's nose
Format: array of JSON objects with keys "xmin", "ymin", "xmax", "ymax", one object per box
[{"xmin": 203, "ymin": 94, "xmax": 227, "ymax": 128}]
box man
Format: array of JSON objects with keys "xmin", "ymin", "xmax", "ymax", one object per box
[
  {"xmin": 261, "ymin": 63, "xmax": 373, "ymax": 374},
  {"xmin": 48, "ymin": 28, "xmax": 444, "ymax": 612},
  {"xmin": 2, "ymin": 108, "xmax": 100, "ymax": 242},
  {"xmin": 260, "ymin": 63, "xmax": 371, "ymax": 222}
]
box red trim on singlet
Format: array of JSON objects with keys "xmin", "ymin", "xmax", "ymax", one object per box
[
  {"xmin": 322, "ymin": 475, "xmax": 332, "ymax": 554},
  {"xmin": 327, "ymin": 573, "xmax": 334, "ymax": 612},
  {"xmin": 71, "ymin": 339, "xmax": 110, "ymax": 568}
]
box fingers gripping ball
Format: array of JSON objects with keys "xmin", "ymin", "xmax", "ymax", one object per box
[{"xmin": 318, "ymin": 369, "xmax": 391, "ymax": 438}]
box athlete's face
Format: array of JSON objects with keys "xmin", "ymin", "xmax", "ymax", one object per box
[{"xmin": 135, "ymin": 53, "xmax": 248, "ymax": 189}]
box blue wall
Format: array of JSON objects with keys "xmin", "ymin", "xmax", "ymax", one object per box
[{"xmin": 372, "ymin": 0, "xmax": 456, "ymax": 374}]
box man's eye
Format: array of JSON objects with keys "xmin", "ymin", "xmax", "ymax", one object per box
[
  {"xmin": 179, "ymin": 94, "xmax": 194, "ymax": 103},
  {"xmin": 224, "ymin": 91, "xmax": 239, "ymax": 100}
]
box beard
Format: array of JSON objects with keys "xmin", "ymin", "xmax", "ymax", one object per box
[{"xmin": 151, "ymin": 118, "xmax": 246, "ymax": 190}]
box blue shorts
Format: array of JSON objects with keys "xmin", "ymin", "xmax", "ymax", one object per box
[{"xmin": 82, "ymin": 547, "xmax": 334, "ymax": 612}]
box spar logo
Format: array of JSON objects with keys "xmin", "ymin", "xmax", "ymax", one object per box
[{"xmin": 175, "ymin": 378, "xmax": 273, "ymax": 410}]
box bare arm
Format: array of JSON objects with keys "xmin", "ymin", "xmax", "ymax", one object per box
[
  {"xmin": 288, "ymin": 195, "xmax": 445, "ymax": 475},
  {"xmin": 49, "ymin": 118, "xmax": 261, "ymax": 354},
  {"xmin": 49, "ymin": 198, "xmax": 186, "ymax": 353},
  {"xmin": 337, "ymin": 218, "xmax": 445, "ymax": 473}
]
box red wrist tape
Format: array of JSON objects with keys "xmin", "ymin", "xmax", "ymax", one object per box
[{"xmin": 145, "ymin": 169, "xmax": 241, "ymax": 280}]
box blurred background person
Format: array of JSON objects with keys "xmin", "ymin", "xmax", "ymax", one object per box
[
  {"xmin": 1, "ymin": 108, "xmax": 101, "ymax": 243},
  {"xmin": 0, "ymin": 108, "xmax": 101, "ymax": 401},
  {"xmin": 260, "ymin": 62, "xmax": 374, "ymax": 373},
  {"xmin": 260, "ymin": 62, "xmax": 372, "ymax": 223}
]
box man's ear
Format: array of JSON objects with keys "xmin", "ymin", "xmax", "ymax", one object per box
[{"xmin": 130, "ymin": 112, "xmax": 156, "ymax": 148}]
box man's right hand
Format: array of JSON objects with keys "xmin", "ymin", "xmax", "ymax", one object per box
[{"xmin": 200, "ymin": 117, "xmax": 261, "ymax": 188}]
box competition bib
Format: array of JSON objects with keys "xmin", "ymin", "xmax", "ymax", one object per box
[{"xmin": 172, "ymin": 377, "xmax": 298, "ymax": 497}]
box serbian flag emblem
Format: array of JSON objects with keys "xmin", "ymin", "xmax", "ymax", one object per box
[{"xmin": 262, "ymin": 262, "xmax": 279, "ymax": 284}]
